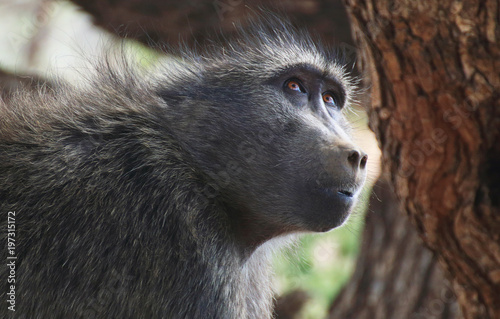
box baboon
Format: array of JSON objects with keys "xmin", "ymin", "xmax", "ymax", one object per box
[{"xmin": 0, "ymin": 18, "xmax": 367, "ymax": 318}]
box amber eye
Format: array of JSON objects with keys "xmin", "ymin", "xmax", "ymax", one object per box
[
  {"xmin": 322, "ymin": 93, "xmax": 337, "ymax": 106},
  {"xmin": 285, "ymin": 79, "xmax": 305, "ymax": 93},
  {"xmin": 287, "ymin": 81, "xmax": 301, "ymax": 91}
]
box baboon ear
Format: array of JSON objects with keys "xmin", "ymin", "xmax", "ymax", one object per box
[{"xmin": 157, "ymin": 88, "xmax": 186, "ymax": 105}]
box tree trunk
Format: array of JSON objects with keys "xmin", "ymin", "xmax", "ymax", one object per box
[
  {"xmin": 329, "ymin": 177, "xmax": 461, "ymax": 319},
  {"xmin": 342, "ymin": 0, "xmax": 500, "ymax": 317},
  {"xmin": 68, "ymin": 0, "xmax": 353, "ymax": 48}
]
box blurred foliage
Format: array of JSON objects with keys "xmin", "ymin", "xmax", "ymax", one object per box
[{"xmin": 273, "ymin": 185, "xmax": 372, "ymax": 319}]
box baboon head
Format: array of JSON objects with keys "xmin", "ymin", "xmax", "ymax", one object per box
[{"xmin": 157, "ymin": 20, "xmax": 367, "ymax": 247}]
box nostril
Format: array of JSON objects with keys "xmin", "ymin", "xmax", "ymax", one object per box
[
  {"xmin": 347, "ymin": 150, "xmax": 360, "ymax": 168},
  {"xmin": 360, "ymin": 154, "xmax": 368, "ymax": 169},
  {"xmin": 347, "ymin": 150, "xmax": 368, "ymax": 170}
]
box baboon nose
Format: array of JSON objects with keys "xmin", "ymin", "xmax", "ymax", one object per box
[{"xmin": 347, "ymin": 150, "xmax": 368, "ymax": 170}]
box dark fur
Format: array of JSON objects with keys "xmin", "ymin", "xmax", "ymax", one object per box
[{"xmin": 0, "ymin": 19, "xmax": 366, "ymax": 318}]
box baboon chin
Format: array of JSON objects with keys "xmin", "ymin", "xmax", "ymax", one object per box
[{"xmin": 0, "ymin": 17, "xmax": 366, "ymax": 319}]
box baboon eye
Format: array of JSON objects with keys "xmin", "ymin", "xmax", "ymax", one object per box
[
  {"xmin": 322, "ymin": 92, "xmax": 340, "ymax": 109},
  {"xmin": 284, "ymin": 79, "xmax": 306, "ymax": 93}
]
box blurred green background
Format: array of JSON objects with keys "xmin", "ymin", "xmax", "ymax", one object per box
[{"xmin": 273, "ymin": 185, "xmax": 372, "ymax": 319}]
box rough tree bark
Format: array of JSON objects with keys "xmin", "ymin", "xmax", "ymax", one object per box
[
  {"xmin": 342, "ymin": 0, "xmax": 500, "ymax": 318},
  {"xmin": 329, "ymin": 177, "xmax": 461, "ymax": 319}
]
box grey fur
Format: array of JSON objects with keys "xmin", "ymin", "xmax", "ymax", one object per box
[{"xmin": 0, "ymin": 18, "xmax": 366, "ymax": 319}]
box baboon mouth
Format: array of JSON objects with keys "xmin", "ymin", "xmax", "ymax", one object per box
[
  {"xmin": 315, "ymin": 178, "xmax": 361, "ymax": 200},
  {"xmin": 314, "ymin": 186, "xmax": 356, "ymax": 200},
  {"xmin": 337, "ymin": 190, "xmax": 354, "ymax": 197}
]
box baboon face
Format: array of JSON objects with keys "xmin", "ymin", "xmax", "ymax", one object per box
[{"xmin": 160, "ymin": 40, "xmax": 366, "ymax": 243}]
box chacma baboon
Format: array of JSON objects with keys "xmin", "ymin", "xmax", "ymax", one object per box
[{"xmin": 0, "ymin": 18, "xmax": 367, "ymax": 319}]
